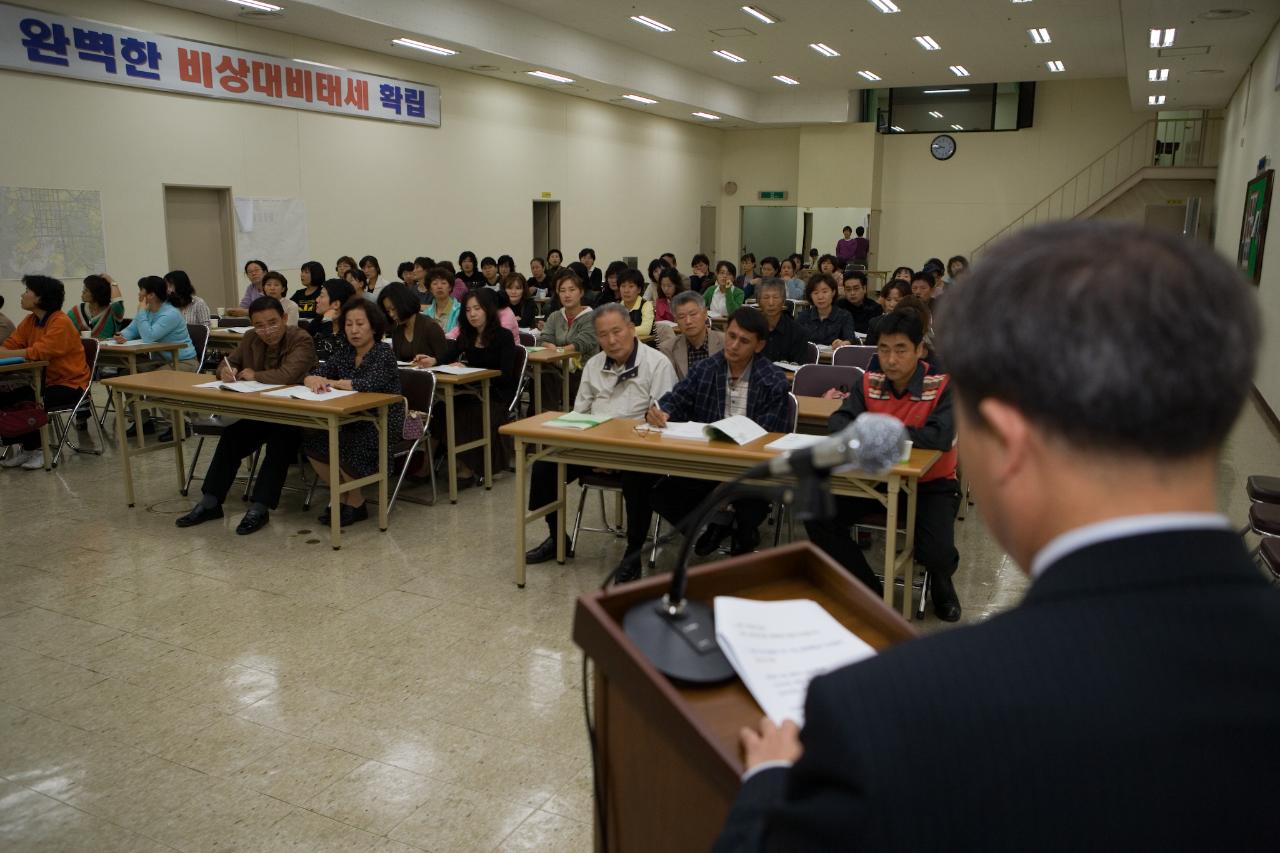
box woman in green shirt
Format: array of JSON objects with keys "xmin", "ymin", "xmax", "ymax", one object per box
[{"xmin": 66, "ymin": 273, "xmax": 124, "ymax": 339}]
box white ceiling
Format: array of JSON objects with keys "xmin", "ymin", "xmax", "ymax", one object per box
[{"xmin": 148, "ymin": 0, "xmax": 1280, "ymax": 125}]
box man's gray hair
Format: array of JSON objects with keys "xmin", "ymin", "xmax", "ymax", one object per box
[
  {"xmin": 671, "ymin": 290, "xmax": 704, "ymax": 312},
  {"xmin": 756, "ymin": 277, "xmax": 786, "ymax": 298},
  {"xmin": 593, "ymin": 302, "xmax": 632, "ymax": 326}
]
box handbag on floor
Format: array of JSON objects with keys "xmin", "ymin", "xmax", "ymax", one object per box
[{"xmin": 0, "ymin": 402, "xmax": 48, "ymax": 439}]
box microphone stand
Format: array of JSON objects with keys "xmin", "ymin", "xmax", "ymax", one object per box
[{"xmin": 623, "ymin": 459, "xmax": 836, "ymax": 683}]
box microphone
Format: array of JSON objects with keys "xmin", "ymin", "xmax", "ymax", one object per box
[{"xmin": 768, "ymin": 412, "xmax": 907, "ymax": 478}]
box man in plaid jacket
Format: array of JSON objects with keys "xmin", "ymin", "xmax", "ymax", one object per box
[{"xmin": 646, "ymin": 308, "xmax": 792, "ymax": 555}]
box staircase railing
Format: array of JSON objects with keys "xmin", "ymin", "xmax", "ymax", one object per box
[{"xmin": 971, "ymin": 117, "xmax": 1221, "ymax": 259}]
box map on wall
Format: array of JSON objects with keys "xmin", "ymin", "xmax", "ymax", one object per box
[
  {"xmin": 233, "ymin": 197, "xmax": 310, "ymax": 272},
  {"xmin": 0, "ymin": 186, "xmax": 107, "ymax": 280}
]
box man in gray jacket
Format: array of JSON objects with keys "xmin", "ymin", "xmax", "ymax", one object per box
[{"xmin": 657, "ymin": 290, "xmax": 725, "ymax": 380}]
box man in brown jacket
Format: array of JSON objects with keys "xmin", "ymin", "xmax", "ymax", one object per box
[
  {"xmin": 175, "ymin": 296, "xmax": 318, "ymax": 535},
  {"xmin": 657, "ymin": 290, "xmax": 725, "ymax": 380}
]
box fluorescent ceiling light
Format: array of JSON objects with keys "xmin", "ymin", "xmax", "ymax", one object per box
[
  {"xmin": 622, "ymin": 94, "xmax": 658, "ymax": 104},
  {"xmin": 867, "ymin": 0, "xmax": 900, "ymax": 11},
  {"xmin": 1046, "ymin": 60, "xmax": 1065, "ymax": 72},
  {"xmin": 890, "ymin": 125, "xmax": 904, "ymax": 131},
  {"xmin": 1150, "ymin": 28, "xmax": 1175, "ymax": 48},
  {"xmin": 714, "ymin": 49, "xmax": 747, "ymax": 63},
  {"xmin": 914, "ymin": 36, "xmax": 941, "ymax": 51},
  {"xmin": 1028, "ymin": 27, "xmax": 1051, "ymax": 44},
  {"xmin": 948, "ymin": 65, "xmax": 970, "ymax": 77},
  {"xmin": 528, "ymin": 70, "xmax": 574, "ymax": 83},
  {"xmin": 391, "ymin": 38, "xmax": 456, "ymax": 56},
  {"xmin": 741, "ymin": 6, "xmax": 777, "ymax": 24},
  {"xmin": 772, "ymin": 75, "xmax": 799, "ymax": 85},
  {"xmin": 294, "ymin": 58, "xmax": 343, "ymax": 69},
  {"xmin": 692, "ymin": 111, "xmax": 721, "ymax": 120},
  {"xmin": 1149, "ymin": 68, "xmax": 1169, "ymax": 82},
  {"xmin": 227, "ymin": 0, "xmax": 282, "ymax": 10},
  {"xmin": 950, "ymin": 124, "xmax": 964, "ymax": 130},
  {"xmin": 928, "ymin": 110, "xmax": 944, "ymax": 118},
  {"xmin": 1148, "ymin": 94, "xmax": 1166, "ymax": 105},
  {"xmin": 630, "ymin": 15, "xmax": 674, "ymax": 32},
  {"xmin": 1011, "ymin": 0, "xmax": 1032, "ymax": 4},
  {"xmin": 858, "ymin": 70, "xmax": 881, "ymax": 81},
  {"xmin": 923, "ymin": 88, "xmax": 969, "ymax": 94},
  {"xmin": 810, "ymin": 43, "xmax": 840, "ymax": 57}
]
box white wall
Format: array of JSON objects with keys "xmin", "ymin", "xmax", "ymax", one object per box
[
  {"xmin": 799, "ymin": 208, "xmax": 870, "ymax": 258},
  {"xmin": 0, "ymin": 0, "xmax": 722, "ymax": 314},
  {"xmin": 1214, "ymin": 21, "xmax": 1280, "ymax": 414}
]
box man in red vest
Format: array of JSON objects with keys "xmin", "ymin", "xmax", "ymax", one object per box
[{"xmin": 804, "ymin": 309, "xmax": 962, "ymax": 621}]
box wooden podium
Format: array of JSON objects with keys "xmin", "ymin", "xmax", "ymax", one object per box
[{"xmin": 573, "ymin": 542, "xmax": 920, "ymax": 852}]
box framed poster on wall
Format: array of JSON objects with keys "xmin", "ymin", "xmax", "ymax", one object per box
[{"xmin": 1237, "ymin": 169, "xmax": 1273, "ymax": 284}]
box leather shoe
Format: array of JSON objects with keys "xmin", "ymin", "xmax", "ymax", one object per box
[
  {"xmin": 930, "ymin": 571, "xmax": 962, "ymax": 622},
  {"xmin": 236, "ymin": 508, "xmax": 269, "ymax": 535},
  {"xmin": 175, "ymin": 503, "xmax": 224, "ymax": 528},
  {"xmin": 729, "ymin": 525, "xmax": 760, "ymax": 556},
  {"xmin": 125, "ymin": 419, "xmax": 156, "ymax": 438},
  {"xmin": 525, "ymin": 535, "xmax": 573, "ymax": 564},
  {"xmin": 339, "ymin": 502, "xmax": 369, "ymax": 527},
  {"xmin": 613, "ymin": 553, "xmax": 642, "ymax": 584},
  {"xmin": 694, "ymin": 522, "xmax": 731, "ymax": 556}
]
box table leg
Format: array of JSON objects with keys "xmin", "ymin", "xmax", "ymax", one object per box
[
  {"xmin": 901, "ymin": 477, "xmax": 921, "ymax": 620},
  {"xmin": 481, "ymin": 378, "xmax": 492, "ymax": 490},
  {"xmin": 172, "ymin": 406, "xmax": 187, "ymax": 495},
  {"xmin": 328, "ymin": 416, "xmax": 341, "ymax": 550},
  {"xmin": 533, "ymin": 363, "xmax": 543, "ymax": 414},
  {"xmin": 555, "ymin": 461, "xmax": 566, "ymax": 564},
  {"xmin": 378, "ymin": 404, "xmax": 389, "ymax": 532},
  {"xmin": 113, "ymin": 388, "xmax": 136, "ymax": 507},
  {"xmin": 31, "ymin": 368, "xmax": 50, "ymax": 470},
  {"xmin": 884, "ymin": 473, "xmax": 901, "ymax": 611},
  {"xmin": 560, "ymin": 362, "xmax": 571, "ymax": 411},
  {"xmin": 444, "ymin": 385, "xmax": 458, "ymax": 503},
  {"xmin": 515, "ymin": 437, "xmax": 527, "ymax": 588}
]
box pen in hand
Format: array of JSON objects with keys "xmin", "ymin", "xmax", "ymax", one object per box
[{"xmin": 221, "ymin": 356, "xmax": 236, "ymax": 382}]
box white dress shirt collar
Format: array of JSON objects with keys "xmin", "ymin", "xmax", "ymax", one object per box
[{"xmin": 1029, "ymin": 512, "xmax": 1232, "ymax": 579}]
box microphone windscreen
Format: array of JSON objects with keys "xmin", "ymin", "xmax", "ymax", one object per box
[{"xmin": 850, "ymin": 413, "xmax": 908, "ymax": 473}]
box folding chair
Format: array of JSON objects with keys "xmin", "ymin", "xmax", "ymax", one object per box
[
  {"xmin": 390, "ymin": 368, "xmax": 438, "ymax": 510},
  {"xmin": 571, "ymin": 472, "xmax": 629, "ymax": 551},
  {"xmin": 802, "ymin": 342, "xmax": 820, "ymax": 365},
  {"xmin": 48, "ymin": 338, "xmax": 107, "ymax": 466},
  {"xmin": 832, "ymin": 344, "xmax": 876, "ymax": 370},
  {"xmin": 508, "ymin": 343, "xmax": 530, "ymax": 423},
  {"xmin": 791, "ymin": 364, "xmax": 862, "ymax": 398}
]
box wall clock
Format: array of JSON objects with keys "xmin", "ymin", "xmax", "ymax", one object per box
[{"xmin": 931, "ymin": 134, "xmax": 957, "ymax": 161}]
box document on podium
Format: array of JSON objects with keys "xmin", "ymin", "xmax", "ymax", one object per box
[{"xmin": 714, "ymin": 596, "xmax": 877, "ymax": 727}]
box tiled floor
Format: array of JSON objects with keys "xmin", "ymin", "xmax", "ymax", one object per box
[{"xmin": 1, "ymin": 395, "xmax": 1275, "ymax": 851}]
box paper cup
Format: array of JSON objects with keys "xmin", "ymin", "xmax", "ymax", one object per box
[{"xmin": 899, "ymin": 439, "xmax": 913, "ymax": 463}]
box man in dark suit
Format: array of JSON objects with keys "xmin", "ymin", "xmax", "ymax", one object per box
[{"xmin": 714, "ymin": 221, "xmax": 1280, "ymax": 852}]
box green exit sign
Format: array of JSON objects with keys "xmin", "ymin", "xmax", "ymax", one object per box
[{"xmin": 758, "ymin": 190, "xmax": 788, "ymax": 200}]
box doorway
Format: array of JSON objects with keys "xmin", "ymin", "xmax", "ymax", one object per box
[
  {"xmin": 740, "ymin": 206, "xmax": 798, "ymax": 262},
  {"xmin": 1144, "ymin": 202, "xmax": 1187, "ymax": 235},
  {"xmin": 699, "ymin": 205, "xmax": 717, "ymax": 260},
  {"xmin": 164, "ymin": 186, "xmax": 236, "ymax": 311},
  {"xmin": 532, "ymin": 200, "xmax": 561, "ymax": 262}
]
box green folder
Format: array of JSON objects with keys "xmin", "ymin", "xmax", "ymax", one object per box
[{"xmin": 544, "ymin": 412, "xmax": 613, "ymax": 430}]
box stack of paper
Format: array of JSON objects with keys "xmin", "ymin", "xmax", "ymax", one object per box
[
  {"xmin": 764, "ymin": 433, "xmax": 826, "ymax": 452},
  {"xmin": 261, "ymin": 385, "xmax": 358, "ymax": 401},
  {"xmin": 429, "ymin": 365, "xmax": 486, "ymax": 376},
  {"xmin": 544, "ymin": 412, "xmax": 612, "ymax": 430},
  {"xmin": 713, "ymin": 597, "xmax": 877, "ymax": 726},
  {"xmin": 101, "ymin": 339, "xmax": 149, "ymax": 347},
  {"xmin": 195, "ymin": 380, "xmax": 284, "ymax": 393},
  {"xmin": 773, "ymin": 361, "xmax": 804, "ymax": 372}
]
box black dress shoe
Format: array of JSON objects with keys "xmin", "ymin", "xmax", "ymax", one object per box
[
  {"xmin": 525, "ymin": 535, "xmax": 573, "ymax": 564},
  {"xmin": 175, "ymin": 503, "xmax": 224, "ymax": 528},
  {"xmin": 930, "ymin": 571, "xmax": 962, "ymax": 622},
  {"xmin": 613, "ymin": 557, "xmax": 642, "ymax": 584},
  {"xmin": 157, "ymin": 424, "xmax": 192, "ymax": 443},
  {"xmin": 339, "ymin": 502, "xmax": 369, "ymax": 527},
  {"xmin": 236, "ymin": 508, "xmax": 270, "ymax": 535},
  {"xmin": 729, "ymin": 525, "xmax": 761, "ymax": 556},
  {"xmin": 125, "ymin": 419, "xmax": 156, "ymax": 438},
  {"xmin": 694, "ymin": 522, "xmax": 731, "ymax": 556}
]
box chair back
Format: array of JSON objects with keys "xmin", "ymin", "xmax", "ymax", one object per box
[
  {"xmin": 832, "ymin": 344, "xmax": 876, "ymax": 370},
  {"xmin": 398, "ymin": 367, "xmax": 438, "ymax": 433},
  {"xmin": 519, "ymin": 330, "xmax": 537, "ymax": 347},
  {"xmin": 508, "ymin": 343, "xmax": 530, "ymax": 420},
  {"xmin": 792, "ymin": 364, "xmax": 862, "ymax": 398},
  {"xmin": 803, "ymin": 341, "xmax": 820, "ymax": 365},
  {"xmin": 187, "ymin": 323, "xmax": 210, "ymax": 368},
  {"xmin": 81, "ymin": 337, "xmax": 101, "ymax": 376},
  {"xmin": 786, "ymin": 392, "xmax": 799, "ymax": 433}
]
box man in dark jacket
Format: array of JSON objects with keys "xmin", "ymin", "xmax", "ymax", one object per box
[{"xmin": 714, "ymin": 222, "xmax": 1279, "ymax": 852}]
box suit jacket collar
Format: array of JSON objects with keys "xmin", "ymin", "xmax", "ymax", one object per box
[{"xmin": 1023, "ymin": 528, "xmax": 1261, "ymax": 607}]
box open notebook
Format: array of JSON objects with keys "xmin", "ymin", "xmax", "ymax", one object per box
[
  {"xmin": 656, "ymin": 415, "xmax": 766, "ymax": 446},
  {"xmin": 260, "ymin": 385, "xmax": 358, "ymax": 401},
  {"xmin": 195, "ymin": 380, "xmax": 284, "ymax": 393}
]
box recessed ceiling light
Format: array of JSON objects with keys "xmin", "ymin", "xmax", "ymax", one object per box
[
  {"xmin": 528, "ymin": 70, "xmax": 574, "ymax": 83},
  {"xmin": 928, "ymin": 110, "xmax": 944, "ymax": 118},
  {"xmin": 714, "ymin": 49, "xmax": 747, "ymax": 63},
  {"xmin": 1150, "ymin": 28, "xmax": 1176, "ymax": 48},
  {"xmin": 692, "ymin": 111, "xmax": 721, "ymax": 120},
  {"xmin": 858, "ymin": 70, "xmax": 881, "ymax": 81},
  {"xmin": 914, "ymin": 36, "xmax": 941, "ymax": 51},
  {"xmin": 867, "ymin": 0, "xmax": 900, "ymax": 12},
  {"xmin": 226, "ymin": 0, "xmax": 282, "ymax": 10},
  {"xmin": 773, "ymin": 75, "xmax": 799, "ymax": 85},
  {"xmin": 924, "ymin": 88, "xmax": 970, "ymax": 94},
  {"xmin": 950, "ymin": 124, "xmax": 964, "ymax": 130},
  {"xmin": 630, "ymin": 15, "xmax": 674, "ymax": 33},
  {"xmin": 1148, "ymin": 94, "xmax": 1166, "ymax": 105},
  {"xmin": 1046, "ymin": 60, "xmax": 1065, "ymax": 72},
  {"xmin": 622, "ymin": 94, "xmax": 658, "ymax": 104},
  {"xmin": 1028, "ymin": 27, "xmax": 1051, "ymax": 44},
  {"xmin": 1199, "ymin": 9, "xmax": 1250, "ymax": 19},
  {"xmin": 810, "ymin": 43, "xmax": 840, "ymax": 57},
  {"xmin": 741, "ymin": 5, "xmax": 777, "ymax": 24},
  {"xmin": 391, "ymin": 38, "xmax": 457, "ymax": 56},
  {"xmin": 949, "ymin": 65, "xmax": 970, "ymax": 77},
  {"xmin": 1148, "ymin": 68, "xmax": 1170, "ymax": 82},
  {"xmin": 890, "ymin": 125, "xmax": 905, "ymax": 131}
]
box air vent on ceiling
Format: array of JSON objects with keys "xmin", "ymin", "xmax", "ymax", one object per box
[
  {"xmin": 1199, "ymin": 9, "xmax": 1251, "ymax": 19},
  {"xmin": 709, "ymin": 28, "xmax": 756, "ymax": 38},
  {"xmin": 237, "ymin": 9, "xmax": 283, "ymax": 18},
  {"xmin": 1158, "ymin": 46, "xmax": 1211, "ymax": 57},
  {"xmin": 469, "ymin": 65, "xmax": 500, "ymax": 72},
  {"xmin": 1190, "ymin": 68, "xmax": 1226, "ymax": 75}
]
